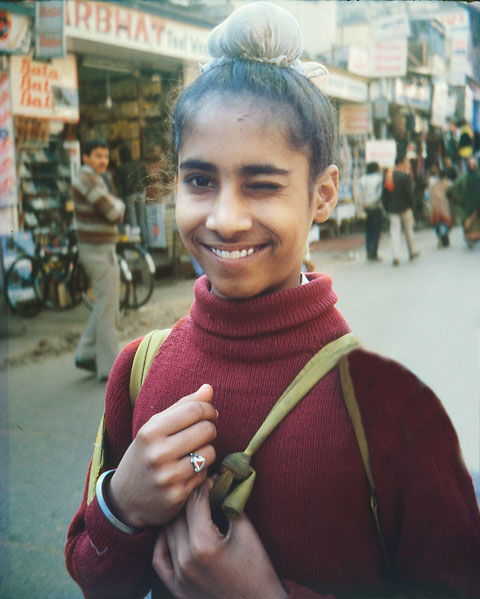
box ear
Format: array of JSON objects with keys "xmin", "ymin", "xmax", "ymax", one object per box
[{"xmin": 311, "ymin": 165, "xmax": 338, "ymax": 223}]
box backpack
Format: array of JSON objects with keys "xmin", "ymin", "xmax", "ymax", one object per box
[{"xmin": 87, "ymin": 329, "xmax": 389, "ymax": 569}]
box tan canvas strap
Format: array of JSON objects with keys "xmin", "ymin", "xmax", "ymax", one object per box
[
  {"xmin": 129, "ymin": 329, "xmax": 172, "ymax": 408},
  {"xmin": 338, "ymin": 355, "xmax": 390, "ymax": 571},
  {"xmin": 209, "ymin": 333, "xmax": 359, "ymax": 518},
  {"xmin": 87, "ymin": 329, "xmax": 172, "ymax": 505}
]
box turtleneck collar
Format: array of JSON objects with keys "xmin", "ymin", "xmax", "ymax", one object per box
[{"xmin": 188, "ymin": 274, "xmax": 350, "ymax": 361}]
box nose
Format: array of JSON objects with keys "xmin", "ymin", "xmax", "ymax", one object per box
[{"xmin": 205, "ymin": 185, "xmax": 252, "ymax": 238}]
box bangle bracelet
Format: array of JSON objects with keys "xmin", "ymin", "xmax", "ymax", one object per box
[{"xmin": 96, "ymin": 469, "xmax": 143, "ymax": 535}]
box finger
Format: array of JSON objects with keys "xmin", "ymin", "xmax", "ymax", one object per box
[
  {"xmin": 185, "ymin": 479, "xmax": 222, "ymax": 544},
  {"xmin": 164, "ymin": 512, "xmax": 190, "ymax": 575},
  {"xmin": 164, "ymin": 384, "xmax": 213, "ymax": 412},
  {"xmin": 145, "ymin": 394, "xmax": 216, "ymax": 438},
  {"xmin": 152, "ymin": 531, "xmax": 175, "ymax": 589},
  {"xmin": 166, "ymin": 419, "xmax": 217, "ymax": 457},
  {"xmin": 155, "ymin": 442, "xmax": 216, "ymax": 489}
]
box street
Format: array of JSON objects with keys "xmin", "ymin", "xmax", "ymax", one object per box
[{"xmin": 1, "ymin": 226, "xmax": 479, "ymax": 599}]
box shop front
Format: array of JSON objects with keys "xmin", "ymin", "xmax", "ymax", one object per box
[{"xmin": 316, "ymin": 68, "xmax": 371, "ymax": 233}]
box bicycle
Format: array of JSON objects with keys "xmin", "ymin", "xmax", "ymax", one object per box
[
  {"xmin": 4, "ymin": 227, "xmax": 87, "ymax": 317},
  {"xmin": 116, "ymin": 240, "xmax": 155, "ymax": 309}
]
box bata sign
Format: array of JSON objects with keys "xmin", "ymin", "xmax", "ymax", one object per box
[
  {"xmin": 10, "ymin": 54, "xmax": 79, "ymax": 122},
  {"xmin": 65, "ymin": 0, "xmax": 210, "ymax": 62}
]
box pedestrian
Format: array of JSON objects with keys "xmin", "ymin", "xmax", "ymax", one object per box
[
  {"xmin": 66, "ymin": 4, "xmax": 480, "ymax": 598},
  {"xmin": 358, "ymin": 161, "xmax": 383, "ymax": 261},
  {"xmin": 114, "ymin": 144, "xmax": 149, "ymax": 246},
  {"xmin": 447, "ymin": 156, "xmax": 480, "ymax": 248},
  {"xmin": 428, "ymin": 168, "xmax": 454, "ymax": 248},
  {"xmin": 72, "ymin": 139, "xmax": 125, "ymax": 381},
  {"xmin": 458, "ymin": 120, "xmax": 474, "ymax": 172},
  {"xmin": 382, "ymin": 156, "xmax": 420, "ymax": 266}
]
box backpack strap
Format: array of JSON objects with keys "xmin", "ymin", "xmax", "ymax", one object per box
[
  {"xmin": 129, "ymin": 329, "xmax": 172, "ymax": 408},
  {"xmin": 209, "ymin": 333, "xmax": 359, "ymax": 518},
  {"xmin": 338, "ymin": 355, "xmax": 390, "ymax": 572},
  {"xmin": 86, "ymin": 329, "xmax": 172, "ymax": 505}
]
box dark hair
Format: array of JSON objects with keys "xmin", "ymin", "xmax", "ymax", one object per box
[
  {"xmin": 82, "ymin": 139, "xmax": 108, "ymax": 156},
  {"xmin": 366, "ymin": 162, "xmax": 380, "ymax": 175},
  {"xmin": 173, "ymin": 60, "xmax": 337, "ymax": 182},
  {"xmin": 119, "ymin": 145, "xmax": 132, "ymax": 163},
  {"xmin": 445, "ymin": 166, "xmax": 457, "ymax": 181},
  {"xmin": 395, "ymin": 154, "xmax": 406, "ymax": 166}
]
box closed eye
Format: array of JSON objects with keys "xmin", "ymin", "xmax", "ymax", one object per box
[{"xmin": 247, "ymin": 182, "xmax": 282, "ymax": 192}]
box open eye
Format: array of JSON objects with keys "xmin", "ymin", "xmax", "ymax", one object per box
[{"xmin": 186, "ymin": 175, "xmax": 213, "ymax": 188}]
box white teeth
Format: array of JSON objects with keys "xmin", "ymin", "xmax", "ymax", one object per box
[{"xmin": 211, "ymin": 247, "xmax": 256, "ymax": 260}]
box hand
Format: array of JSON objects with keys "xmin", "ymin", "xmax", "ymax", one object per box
[
  {"xmin": 152, "ymin": 480, "xmax": 287, "ymax": 599},
  {"xmin": 107, "ymin": 384, "xmax": 217, "ymax": 529}
]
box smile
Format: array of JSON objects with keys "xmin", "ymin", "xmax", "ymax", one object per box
[{"xmin": 210, "ymin": 247, "xmax": 256, "ymax": 260}]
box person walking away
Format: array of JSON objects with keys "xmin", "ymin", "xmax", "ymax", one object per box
[
  {"xmin": 114, "ymin": 145, "xmax": 149, "ymax": 246},
  {"xmin": 447, "ymin": 156, "xmax": 480, "ymax": 247},
  {"xmin": 358, "ymin": 161, "xmax": 383, "ymax": 261},
  {"xmin": 72, "ymin": 140, "xmax": 125, "ymax": 381},
  {"xmin": 382, "ymin": 156, "xmax": 420, "ymax": 266},
  {"xmin": 67, "ymin": 4, "xmax": 480, "ymax": 598},
  {"xmin": 428, "ymin": 169, "xmax": 454, "ymax": 248}
]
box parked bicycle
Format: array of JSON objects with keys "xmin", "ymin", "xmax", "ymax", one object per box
[{"xmin": 4, "ymin": 227, "xmax": 86, "ymax": 317}]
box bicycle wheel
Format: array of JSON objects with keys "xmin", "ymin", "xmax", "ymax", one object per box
[
  {"xmin": 117, "ymin": 243, "xmax": 155, "ymax": 309},
  {"xmin": 42, "ymin": 254, "xmax": 86, "ymax": 310},
  {"xmin": 81, "ymin": 257, "xmax": 130, "ymax": 311},
  {"xmin": 4, "ymin": 255, "xmax": 45, "ymax": 317}
]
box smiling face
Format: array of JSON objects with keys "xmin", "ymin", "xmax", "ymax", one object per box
[{"xmin": 175, "ymin": 96, "xmax": 338, "ymax": 300}]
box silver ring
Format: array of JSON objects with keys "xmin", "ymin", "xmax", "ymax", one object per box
[{"xmin": 190, "ymin": 452, "xmax": 206, "ymax": 474}]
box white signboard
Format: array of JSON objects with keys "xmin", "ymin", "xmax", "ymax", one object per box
[
  {"xmin": 0, "ymin": 11, "xmax": 32, "ymax": 54},
  {"xmin": 373, "ymin": 12, "xmax": 410, "ymax": 41},
  {"xmin": 365, "ymin": 139, "xmax": 397, "ymax": 169},
  {"xmin": 347, "ymin": 46, "xmax": 370, "ymax": 77},
  {"xmin": 65, "ymin": 0, "xmax": 210, "ymax": 62},
  {"xmin": 10, "ymin": 54, "xmax": 79, "ymax": 122},
  {"xmin": 35, "ymin": 1, "xmax": 66, "ymax": 59},
  {"xmin": 0, "ymin": 71, "xmax": 18, "ymax": 212},
  {"xmin": 371, "ymin": 39, "xmax": 407, "ymax": 78},
  {"xmin": 339, "ymin": 104, "xmax": 372, "ymax": 136},
  {"xmin": 315, "ymin": 71, "xmax": 368, "ymax": 103}
]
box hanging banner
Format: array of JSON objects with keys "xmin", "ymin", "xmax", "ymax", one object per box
[
  {"xmin": 365, "ymin": 139, "xmax": 396, "ymax": 168},
  {"xmin": 339, "ymin": 104, "xmax": 372, "ymax": 136},
  {"xmin": 0, "ymin": 71, "xmax": 18, "ymax": 213},
  {"xmin": 0, "ymin": 10, "xmax": 32, "ymax": 55},
  {"xmin": 10, "ymin": 54, "xmax": 79, "ymax": 122},
  {"xmin": 316, "ymin": 71, "xmax": 368, "ymax": 103},
  {"xmin": 35, "ymin": 0, "xmax": 66, "ymax": 60},
  {"xmin": 373, "ymin": 12, "xmax": 410, "ymax": 41},
  {"xmin": 371, "ymin": 39, "xmax": 407, "ymax": 78}
]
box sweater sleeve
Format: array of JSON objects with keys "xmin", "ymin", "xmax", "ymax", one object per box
[
  {"xmin": 65, "ymin": 338, "xmax": 157, "ymax": 599},
  {"xmin": 348, "ymin": 349, "xmax": 480, "ymax": 598},
  {"xmin": 80, "ymin": 169, "xmax": 125, "ymax": 224}
]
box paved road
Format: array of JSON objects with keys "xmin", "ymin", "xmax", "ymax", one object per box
[{"xmin": 1, "ymin": 226, "xmax": 478, "ymax": 598}]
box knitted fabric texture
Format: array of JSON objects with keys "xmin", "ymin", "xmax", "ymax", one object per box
[{"xmin": 66, "ymin": 274, "xmax": 480, "ymax": 599}]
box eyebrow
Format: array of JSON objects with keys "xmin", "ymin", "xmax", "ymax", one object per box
[{"xmin": 179, "ymin": 159, "xmax": 289, "ymax": 177}]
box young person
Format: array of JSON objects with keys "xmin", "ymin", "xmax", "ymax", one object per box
[
  {"xmin": 66, "ymin": 4, "xmax": 480, "ymax": 598},
  {"xmin": 358, "ymin": 162, "xmax": 383, "ymax": 261},
  {"xmin": 73, "ymin": 139, "xmax": 125, "ymax": 381}
]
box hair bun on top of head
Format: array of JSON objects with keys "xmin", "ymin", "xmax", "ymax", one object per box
[{"xmin": 202, "ymin": 1, "xmax": 327, "ymax": 79}]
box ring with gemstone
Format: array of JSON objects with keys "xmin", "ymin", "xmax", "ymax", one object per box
[{"xmin": 190, "ymin": 452, "xmax": 206, "ymax": 474}]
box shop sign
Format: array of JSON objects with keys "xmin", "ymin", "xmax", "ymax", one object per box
[
  {"xmin": 316, "ymin": 71, "xmax": 368, "ymax": 103},
  {"xmin": 373, "ymin": 12, "xmax": 410, "ymax": 41},
  {"xmin": 35, "ymin": 1, "xmax": 66, "ymax": 60},
  {"xmin": 347, "ymin": 46, "xmax": 370, "ymax": 77},
  {"xmin": 0, "ymin": 10, "xmax": 32, "ymax": 55},
  {"xmin": 394, "ymin": 78, "xmax": 431, "ymax": 112},
  {"xmin": 65, "ymin": 0, "xmax": 210, "ymax": 62},
  {"xmin": 0, "ymin": 71, "xmax": 18, "ymax": 211},
  {"xmin": 9, "ymin": 54, "xmax": 79, "ymax": 122},
  {"xmin": 431, "ymin": 81, "xmax": 455, "ymax": 129},
  {"xmin": 373, "ymin": 96, "xmax": 389, "ymax": 120},
  {"xmin": 338, "ymin": 104, "xmax": 372, "ymax": 136},
  {"xmin": 365, "ymin": 139, "xmax": 396, "ymax": 168},
  {"xmin": 371, "ymin": 39, "xmax": 407, "ymax": 78}
]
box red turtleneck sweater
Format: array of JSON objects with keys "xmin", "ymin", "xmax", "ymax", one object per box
[{"xmin": 66, "ymin": 274, "xmax": 480, "ymax": 598}]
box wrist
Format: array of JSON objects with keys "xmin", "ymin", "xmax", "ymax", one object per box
[{"xmin": 96, "ymin": 469, "xmax": 144, "ymax": 535}]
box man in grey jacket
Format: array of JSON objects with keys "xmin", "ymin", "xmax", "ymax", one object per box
[{"xmin": 72, "ymin": 140, "xmax": 125, "ymax": 381}]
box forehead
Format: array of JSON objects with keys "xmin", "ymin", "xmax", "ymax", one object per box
[{"xmin": 179, "ymin": 96, "xmax": 305, "ymax": 166}]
